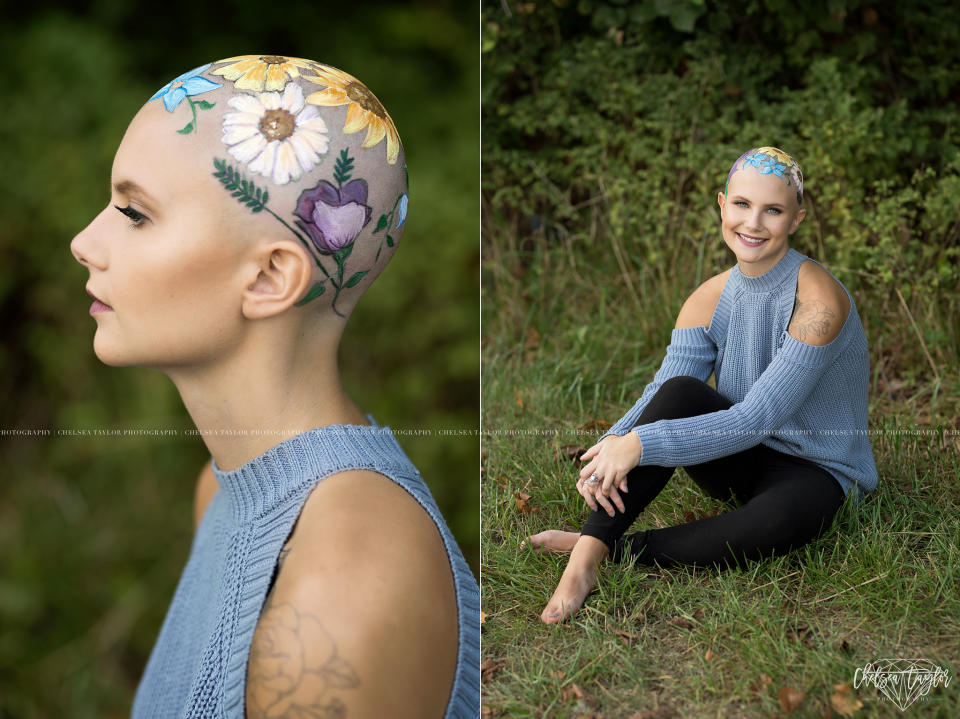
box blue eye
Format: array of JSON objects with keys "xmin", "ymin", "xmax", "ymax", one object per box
[
  {"xmin": 767, "ymin": 207, "xmax": 782, "ymax": 215},
  {"xmin": 734, "ymin": 200, "xmax": 748, "ymax": 207},
  {"xmin": 114, "ymin": 204, "xmax": 148, "ymax": 229}
]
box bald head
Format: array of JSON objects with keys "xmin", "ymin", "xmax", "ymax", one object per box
[{"xmin": 133, "ymin": 55, "xmax": 408, "ymax": 320}]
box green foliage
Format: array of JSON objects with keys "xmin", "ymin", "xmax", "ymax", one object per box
[{"xmin": 482, "ymin": 0, "xmax": 960, "ymax": 380}]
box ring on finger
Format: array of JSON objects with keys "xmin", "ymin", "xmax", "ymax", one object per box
[{"xmin": 586, "ymin": 472, "xmax": 600, "ymax": 484}]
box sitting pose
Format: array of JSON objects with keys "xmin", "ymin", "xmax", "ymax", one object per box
[
  {"xmin": 71, "ymin": 55, "xmax": 479, "ymax": 717},
  {"xmin": 525, "ymin": 147, "xmax": 878, "ymax": 624}
]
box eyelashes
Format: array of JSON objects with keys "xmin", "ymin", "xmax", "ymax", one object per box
[{"xmin": 114, "ymin": 204, "xmax": 148, "ymax": 228}]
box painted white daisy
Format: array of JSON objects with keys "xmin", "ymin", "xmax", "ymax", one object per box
[{"xmin": 221, "ymin": 82, "xmax": 329, "ymax": 186}]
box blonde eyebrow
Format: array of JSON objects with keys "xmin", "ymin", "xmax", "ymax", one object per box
[{"xmin": 112, "ymin": 180, "xmax": 159, "ymax": 208}]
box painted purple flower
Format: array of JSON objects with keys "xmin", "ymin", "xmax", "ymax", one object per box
[{"xmin": 294, "ymin": 179, "xmax": 372, "ymax": 255}]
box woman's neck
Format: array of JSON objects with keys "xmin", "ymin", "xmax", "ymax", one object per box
[{"xmin": 165, "ymin": 323, "xmax": 368, "ymax": 472}]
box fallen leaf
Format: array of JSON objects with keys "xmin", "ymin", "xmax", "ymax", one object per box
[
  {"xmin": 667, "ymin": 616, "xmax": 693, "ymax": 630},
  {"xmin": 516, "ymin": 391, "xmax": 524, "ymax": 409},
  {"xmin": 481, "ymin": 706, "xmax": 497, "ymax": 717},
  {"xmin": 683, "ymin": 510, "xmax": 696, "ymax": 523},
  {"xmin": 513, "ymin": 490, "xmax": 539, "ymax": 514},
  {"xmin": 748, "ymin": 673, "xmax": 774, "ymax": 695},
  {"xmin": 580, "ymin": 418, "xmax": 613, "ymax": 432},
  {"xmin": 704, "ymin": 648, "xmax": 718, "ymax": 661},
  {"xmin": 558, "ymin": 444, "xmax": 588, "ymax": 461},
  {"xmin": 830, "ymin": 684, "xmax": 863, "ymax": 717},
  {"xmin": 561, "ymin": 682, "xmax": 586, "ymax": 702},
  {"xmin": 480, "ymin": 611, "xmax": 487, "ymax": 624},
  {"xmin": 549, "ymin": 669, "xmax": 566, "ymax": 680},
  {"xmin": 778, "ymin": 686, "xmax": 806, "ymax": 713},
  {"xmin": 524, "ymin": 325, "xmax": 541, "ymax": 350},
  {"xmin": 480, "ymin": 658, "xmax": 506, "ymax": 683},
  {"xmin": 612, "ymin": 628, "xmax": 638, "ymax": 645}
]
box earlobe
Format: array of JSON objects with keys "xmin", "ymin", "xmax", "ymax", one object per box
[
  {"xmin": 241, "ymin": 242, "xmax": 314, "ymax": 320},
  {"xmin": 717, "ymin": 191, "xmax": 725, "ymax": 210}
]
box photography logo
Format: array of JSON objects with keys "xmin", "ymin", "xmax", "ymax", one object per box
[{"xmin": 853, "ymin": 659, "xmax": 952, "ymax": 711}]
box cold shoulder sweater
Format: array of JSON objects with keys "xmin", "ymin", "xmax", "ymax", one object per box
[
  {"xmin": 600, "ymin": 247, "xmax": 878, "ymax": 503},
  {"xmin": 131, "ymin": 417, "xmax": 480, "ymax": 718}
]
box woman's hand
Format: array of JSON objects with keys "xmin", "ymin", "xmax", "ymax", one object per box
[{"xmin": 576, "ymin": 433, "xmax": 643, "ymax": 517}]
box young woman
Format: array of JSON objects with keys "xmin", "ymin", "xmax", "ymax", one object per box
[
  {"xmin": 71, "ymin": 55, "xmax": 479, "ymax": 717},
  {"xmin": 524, "ymin": 147, "xmax": 878, "ymax": 624}
]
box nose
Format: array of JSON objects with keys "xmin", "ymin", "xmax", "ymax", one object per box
[
  {"xmin": 744, "ymin": 208, "xmax": 765, "ymax": 232},
  {"xmin": 70, "ymin": 208, "xmax": 108, "ymax": 270}
]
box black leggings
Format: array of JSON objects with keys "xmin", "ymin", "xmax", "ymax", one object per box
[{"xmin": 580, "ymin": 376, "xmax": 846, "ymax": 569}]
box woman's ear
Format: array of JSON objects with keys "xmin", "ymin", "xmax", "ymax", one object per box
[
  {"xmin": 241, "ymin": 240, "xmax": 314, "ymax": 320},
  {"xmin": 717, "ymin": 191, "xmax": 726, "ymax": 211},
  {"xmin": 790, "ymin": 206, "xmax": 808, "ymax": 234}
]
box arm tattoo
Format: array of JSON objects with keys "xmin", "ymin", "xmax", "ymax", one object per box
[
  {"xmin": 790, "ymin": 298, "xmax": 834, "ymax": 342},
  {"xmin": 247, "ymin": 599, "xmax": 361, "ymax": 718},
  {"xmin": 248, "ymin": 546, "xmax": 360, "ymax": 718}
]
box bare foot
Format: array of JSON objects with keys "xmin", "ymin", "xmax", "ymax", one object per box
[
  {"xmin": 521, "ymin": 530, "xmax": 580, "ymax": 554},
  {"xmin": 540, "ymin": 535, "xmax": 608, "ymax": 624}
]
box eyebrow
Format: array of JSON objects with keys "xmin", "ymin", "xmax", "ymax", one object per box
[
  {"xmin": 730, "ymin": 195, "xmax": 786, "ymax": 209},
  {"xmin": 112, "ymin": 180, "xmax": 159, "ymax": 208}
]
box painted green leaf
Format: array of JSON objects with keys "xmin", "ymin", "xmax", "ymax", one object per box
[
  {"xmin": 333, "ymin": 243, "xmax": 354, "ymax": 262},
  {"xmin": 177, "ymin": 121, "xmax": 194, "ymax": 134},
  {"xmin": 375, "ymin": 214, "xmax": 388, "ymax": 232},
  {"xmin": 386, "ymin": 235, "xmax": 394, "ymax": 247},
  {"xmin": 294, "ymin": 282, "xmax": 326, "ymax": 306},
  {"xmin": 343, "ymin": 270, "xmax": 368, "ymax": 288},
  {"xmin": 196, "ymin": 100, "xmax": 216, "ymax": 110}
]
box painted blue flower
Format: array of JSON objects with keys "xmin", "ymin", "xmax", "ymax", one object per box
[
  {"xmin": 758, "ymin": 159, "xmax": 787, "ymax": 179},
  {"xmin": 149, "ymin": 63, "xmax": 222, "ymax": 113},
  {"xmin": 396, "ymin": 193, "xmax": 408, "ymax": 229}
]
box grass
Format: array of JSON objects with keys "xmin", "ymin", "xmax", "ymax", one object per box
[{"xmin": 480, "ymin": 228, "xmax": 960, "ymax": 718}]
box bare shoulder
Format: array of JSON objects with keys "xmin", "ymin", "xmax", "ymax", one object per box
[
  {"xmin": 245, "ymin": 469, "xmax": 458, "ymax": 719},
  {"xmin": 788, "ymin": 260, "xmax": 851, "ymax": 346},
  {"xmin": 675, "ymin": 267, "xmax": 733, "ymax": 330}
]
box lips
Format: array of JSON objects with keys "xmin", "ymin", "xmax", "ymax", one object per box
[
  {"xmin": 86, "ymin": 286, "xmax": 113, "ymax": 310},
  {"xmin": 737, "ymin": 232, "xmax": 768, "ymax": 247}
]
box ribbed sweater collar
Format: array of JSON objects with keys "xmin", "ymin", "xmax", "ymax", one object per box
[
  {"xmin": 731, "ymin": 246, "xmax": 802, "ymax": 293},
  {"xmin": 210, "ymin": 415, "xmax": 408, "ymax": 523}
]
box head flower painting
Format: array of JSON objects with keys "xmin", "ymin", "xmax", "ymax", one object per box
[
  {"xmin": 302, "ymin": 63, "xmax": 402, "ymax": 165},
  {"xmin": 144, "ymin": 55, "xmax": 408, "ymax": 318}
]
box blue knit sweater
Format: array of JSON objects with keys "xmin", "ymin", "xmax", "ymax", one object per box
[
  {"xmin": 131, "ymin": 417, "xmax": 480, "ymax": 718},
  {"xmin": 600, "ymin": 247, "xmax": 878, "ymax": 503}
]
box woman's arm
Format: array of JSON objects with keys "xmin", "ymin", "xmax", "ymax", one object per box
[
  {"xmin": 631, "ymin": 279, "xmax": 850, "ymax": 467},
  {"xmin": 598, "ymin": 272, "xmax": 729, "ymax": 442}
]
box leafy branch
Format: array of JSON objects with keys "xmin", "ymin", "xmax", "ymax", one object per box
[{"xmin": 212, "ymin": 158, "xmax": 269, "ymax": 212}]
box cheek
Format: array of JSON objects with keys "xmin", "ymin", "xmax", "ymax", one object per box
[{"xmin": 123, "ymin": 232, "xmax": 241, "ymax": 335}]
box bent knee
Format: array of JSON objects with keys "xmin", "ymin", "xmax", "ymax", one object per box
[{"xmin": 651, "ymin": 376, "xmax": 727, "ymax": 417}]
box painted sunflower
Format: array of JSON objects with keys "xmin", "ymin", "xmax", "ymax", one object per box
[
  {"xmin": 302, "ymin": 64, "xmax": 401, "ymax": 165},
  {"xmin": 755, "ymin": 146, "xmax": 795, "ymax": 167},
  {"xmin": 211, "ymin": 55, "xmax": 316, "ymax": 92}
]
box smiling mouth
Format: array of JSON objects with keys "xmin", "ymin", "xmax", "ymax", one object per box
[{"xmin": 737, "ymin": 232, "xmax": 768, "ymax": 246}]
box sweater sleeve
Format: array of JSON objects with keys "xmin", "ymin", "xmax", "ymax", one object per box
[
  {"xmin": 633, "ymin": 330, "xmax": 845, "ymax": 467},
  {"xmin": 599, "ymin": 326, "xmax": 717, "ymax": 442}
]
